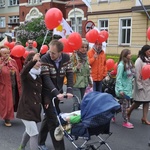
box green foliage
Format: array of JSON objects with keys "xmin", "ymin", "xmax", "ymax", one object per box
[
  {"xmin": 15, "ymin": 17, "xmax": 53, "ymax": 51},
  {"xmin": 106, "ymin": 54, "xmax": 137, "ymax": 63}
]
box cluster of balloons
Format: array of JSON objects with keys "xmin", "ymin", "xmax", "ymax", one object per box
[
  {"xmin": 4, "ymin": 41, "xmax": 15, "ymax": 50},
  {"xmin": 45, "ymin": 8, "xmax": 82, "ymax": 53},
  {"xmin": 4, "ymin": 40, "xmax": 49, "ymax": 59},
  {"xmin": 59, "ymin": 32, "xmax": 82, "ymax": 53},
  {"xmin": 141, "ymin": 64, "xmax": 150, "ymax": 80},
  {"xmin": 86, "ymin": 29, "xmax": 109, "ymax": 43}
]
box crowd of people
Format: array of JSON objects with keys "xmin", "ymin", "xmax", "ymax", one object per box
[{"xmin": 0, "ymin": 36, "xmax": 150, "ymax": 150}]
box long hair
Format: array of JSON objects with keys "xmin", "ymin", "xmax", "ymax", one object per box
[
  {"xmin": 138, "ymin": 45, "xmax": 150, "ymax": 62},
  {"xmin": 118, "ymin": 49, "xmax": 133, "ymax": 71},
  {"xmin": 24, "ymin": 52, "xmax": 36, "ymax": 65}
]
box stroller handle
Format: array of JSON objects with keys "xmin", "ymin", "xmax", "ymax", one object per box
[{"xmin": 52, "ymin": 95, "xmax": 80, "ymax": 109}]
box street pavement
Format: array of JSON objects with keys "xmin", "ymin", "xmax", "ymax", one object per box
[{"xmin": 0, "ymin": 98, "xmax": 150, "ymax": 150}]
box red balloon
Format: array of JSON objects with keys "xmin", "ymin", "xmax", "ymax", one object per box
[
  {"xmin": 113, "ymin": 62, "xmax": 118, "ymax": 71},
  {"xmin": 11, "ymin": 45, "xmax": 25, "ymax": 57},
  {"xmin": 4, "ymin": 41, "xmax": 11, "ymax": 48},
  {"xmin": 40, "ymin": 45, "xmax": 48, "ymax": 54},
  {"xmin": 147, "ymin": 27, "xmax": 150, "ymax": 40},
  {"xmin": 86, "ymin": 29, "xmax": 99, "ymax": 43},
  {"xmin": 141, "ymin": 64, "xmax": 150, "ymax": 80},
  {"xmin": 106, "ymin": 59, "xmax": 115, "ymax": 71},
  {"xmin": 45, "ymin": 8, "xmax": 63, "ymax": 30},
  {"xmin": 97, "ymin": 32, "xmax": 106, "ymax": 43},
  {"xmin": 100, "ymin": 30, "xmax": 109, "ymax": 41},
  {"xmin": 9, "ymin": 42, "xmax": 16, "ymax": 49},
  {"xmin": 25, "ymin": 42, "xmax": 28, "ymax": 47},
  {"xmin": 23, "ymin": 51, "xmax": 30, "ymax": 59},
  {"xmin": 68, "ymin": 32, "xmax": 82, "ymax": 50},
  {"xmin": 59, "ymin": 38, "xmax": 74, "ymax": 53},
  {"xmin": 33, "ymin": 41, "xmax": 37, "ymax": 48}
]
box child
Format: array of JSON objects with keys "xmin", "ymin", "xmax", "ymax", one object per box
[{"xmin": 115, "ymin": 49, "xmax": 135, "ymax": 129}]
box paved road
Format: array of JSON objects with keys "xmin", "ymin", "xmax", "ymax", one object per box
[{"xmin": 0, "ymin": 98, "xmax": 150, "ymax": 150}]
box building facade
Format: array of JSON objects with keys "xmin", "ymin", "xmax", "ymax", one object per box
[
  {"xmin": 19, "ymin": 0, "xmax": 87, "ymax": 37},
  {"xmin": 0, "ymin": 0, "xmax": 19, "ymax": 41},
  {"xmin": 88, "ymin": 0, "xmax": 150, "ymax": 54},
  {"xmin": 1, "ymin": 0, "xmax": 149, "ymax": 54}
]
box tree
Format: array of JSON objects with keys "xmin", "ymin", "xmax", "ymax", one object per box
[{"xmin": 15, "ymin": 16, "xmax": 53, "ymax": 51}]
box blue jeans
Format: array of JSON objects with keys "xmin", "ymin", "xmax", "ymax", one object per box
[{"xmin": 93, "ymin": 81, "xmax": 102, "ymax": 92}]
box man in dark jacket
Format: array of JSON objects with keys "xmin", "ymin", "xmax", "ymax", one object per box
[{"xmin": 38, "ymin": 40, "xmax": 73, "ymax": 150}]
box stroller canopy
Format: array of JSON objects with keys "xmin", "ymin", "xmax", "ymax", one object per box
[{"xmin": 81, "ymin": 91, "xmax": 120, "ymax": 128}]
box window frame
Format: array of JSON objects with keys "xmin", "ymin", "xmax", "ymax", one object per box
[
  {"xmin": 0, "ymin": 0, "xmax": 5, "ymax": 7},
  {"xmin": 9, "ymin": 0, "xmax": 19, "ymax": 6},
  {"xmin": 119, "ymin": 17, "xmax": 132, "ymax": 46},
  {"xmin": 9, "ymin": 16, "xmax": 19, "ymax": 24},
  {"xmin": 0, "ymin": 16, "xmax": 6, "ymax": 28},
  {"xmin": 98, "ymin": 19, "xmax": 109, "ymax": 43},
  {"xmin": 70, "ymin": 17, "xmax": 82, "ymax": 35},
  {"xmin": 28, "ymin": 0, "xmax": 42, "ymax": 4}
]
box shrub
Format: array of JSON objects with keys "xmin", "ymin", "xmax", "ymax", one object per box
[
  {"xmin": 106, "ymin": 54, "xmax": 137, "ymax": 63},
  {"xmin": 15, "ymin": 17, "xmax": 53, "ymax": 51}
]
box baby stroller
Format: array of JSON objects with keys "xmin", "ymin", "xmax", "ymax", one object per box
[{"xmin": 52, "ymin": 91, "xmax": 121, "ymax": 150}]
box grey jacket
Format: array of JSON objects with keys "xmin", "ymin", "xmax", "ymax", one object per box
[{"xmin": 133, "ymin": 58, "xmax": 150, "ymax": 102}]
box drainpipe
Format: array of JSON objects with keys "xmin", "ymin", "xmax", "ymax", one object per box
[
  {"xmin": 138, "ymin": 0, "xmax": 150, "ymax": 20},
  {"xmin": 50, "ymin": 0, "xmax": 53, "ymax": 8},
  {"xmin": 73, "ymin": 0, "xmax": 77, "ymax": 32},
  {"xmin": 138, "ymin": 0, "xmax": 150, "ymax": 44}
]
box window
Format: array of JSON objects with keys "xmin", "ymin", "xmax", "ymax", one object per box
[
  {"xmin": 98, "ymin": 19, "xmax": 109, "ymax": 42},
  {"xmin": 98, "ymin": 19, "xmax": 108, "ymax": 31},
  {"xmin": 9, "ymin": 16, "xmax": 19, "ymax": 23},
  {"xmin": 28, "ymin": 0, "xmax": 42, "ymax": 4},
  {"xmin": 0, "ymin": 0, "xmax": 5, "ymax": 7},
  {"xmin": 9, "ymin": 0, "xmax": 19, "ymax": 6},
  {"xmin": 70, "ymin": 17, "xmax": 82, "ymax": 35},
  {"xmin": 0, "ymin": 17, "xmax": 5, "ymax": 28},
  {"xmin": 119, "ymin": 18, "xmax": 131, "ymax": 45}
]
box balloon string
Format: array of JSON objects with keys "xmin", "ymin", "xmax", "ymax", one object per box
[{"xmin": 42, "ymin": 30, "xmax": 49, "ymax": 46}]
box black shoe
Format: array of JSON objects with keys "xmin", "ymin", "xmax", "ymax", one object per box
[{"xmin": 4, "ymin": 119, "xmax": 12, "ymax": 127}]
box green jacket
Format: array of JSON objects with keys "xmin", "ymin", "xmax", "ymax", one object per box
[
  {"xmin": 115, "ymin": 61, "xmax": 133, "ymax": 98},
  {"xmin": 71, "ymin": 52, "xmax": 92, "ymax": 88}
]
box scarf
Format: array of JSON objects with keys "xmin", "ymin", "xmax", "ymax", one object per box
[
  {"xmin": 125, "ymin": 63, "xmax": 135, "ymax": 79},
  {"xmin": 145, "ymin": 57, "xmax": 150, "ymax": 64},
  {"xmin": 29, "ymin": 67, "xmax": 41, "ymax": 80},
  {"xmin": 93, "ymin": 44, "xmax": 102, "ymax": 54},
  {"xmin": 76, "ymin": 51, "xmax": 87, "ymax": 64}
]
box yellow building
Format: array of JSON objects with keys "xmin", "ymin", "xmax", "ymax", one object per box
[{"xmin": 87, "ymin": 0, "xmax": 150, "ymax": 55}]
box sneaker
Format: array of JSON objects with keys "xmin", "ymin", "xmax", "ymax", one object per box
[
  {"xmin": 38, "ymin": 145, "xmax": 49, "ymax": 150},
  {"xmin": 4, "ymin": 119, "xmax": 12, "ymax": 127},
  {"xmin": 122, "ymin": 122, "xmax": 134, "ymax": 129}
]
